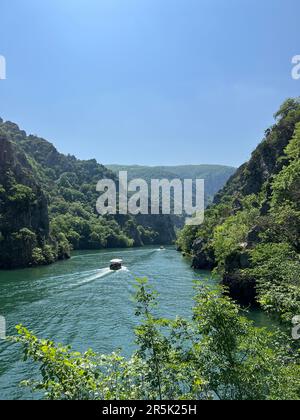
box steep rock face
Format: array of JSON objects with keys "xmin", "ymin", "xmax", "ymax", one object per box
[
  {"xmin": 136, "ymin": 213, "xmax": 176, "ymax": 245},
  {"xmin": 222, "ymin": 250, "xmax": 256, "ymax": 305},
  {"xmin": 0, "ymin": 134, "xmax": 51, "ymax": 268},
  {"xmin": 191, "ymin": 238, "xmax": 215, "ymax": 270}
]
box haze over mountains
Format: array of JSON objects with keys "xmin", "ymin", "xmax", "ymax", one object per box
[{"xmin": 107, "ymin": 164, "xmax": 236, "ymax": 206}]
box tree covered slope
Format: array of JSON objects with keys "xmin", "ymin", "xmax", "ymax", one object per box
[
  {"xmin": 0, "ymin": 128, "xmax": 70, "ymax": 268},
  {"xmin": 0, "ymin": 119, "xmax": 174, "ymax": 268},
  {"xmin": 177, "ymin": 98, "xmax": 300, "ymax": 320}
]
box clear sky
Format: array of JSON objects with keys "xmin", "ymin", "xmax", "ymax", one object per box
[{"xmin": 0, "ymin": 0, "xmax": 299, "ymax": 168}]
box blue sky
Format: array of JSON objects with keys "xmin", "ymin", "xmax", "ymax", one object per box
[{"xmin": 0, "ymin": 0, "xmax": 299, "ymax": 167}]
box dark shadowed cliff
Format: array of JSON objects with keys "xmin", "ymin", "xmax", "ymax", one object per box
[{"xmin": 0, "ymin": 130, "xmax": 70, "ymax": 268}]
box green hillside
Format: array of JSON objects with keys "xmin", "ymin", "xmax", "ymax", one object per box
[
  {"xmin": 0, "ymin": 119, "xmax": 176, "ymax": 268},
  {"xmin": 177, "ymin": 98, "xmax": 300, "ymax": 321}
]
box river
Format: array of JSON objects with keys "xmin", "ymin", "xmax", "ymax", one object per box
[{"xmin": 0, "ymin": 246, "xmax": 274, "ymax": 400}]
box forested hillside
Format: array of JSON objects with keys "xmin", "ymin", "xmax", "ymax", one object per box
[
  {"xmin": 0, "ymin": 118, "xmax": 235, "ymax": 269},
  {"xmin": 107, "ymin": 164, "xmax": 236, "ymax": 206},
  {"xmin": 0, "ymin": 131, "xmax": 70, "ymax": 268},
  {"xmin": 177, "ymin": 98, "xmax": 300, "ymax": 321},
  {"xmin": 0, "ymin": 119, "xmax": 174, "ymax": 268}
]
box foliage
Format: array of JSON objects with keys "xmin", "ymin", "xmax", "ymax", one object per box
[
  {"xmin": 244, "ymin": 243, "xmax": 300, "ymax": 321},
  {"xmin": 8, "ymin": 184, "xmax": 35, "ymax": 205},
  {"xmin": 31, "ymin": 248, "xmax": 46, "ymax": 266},
  {"xmin": 212, "ymin": 197, "xmax": 260, "ymax": 274},
  {"xmin": 191, "ymin": 285, "xmax": 298, "ymax": 400},
  {"xmin": 14, "ymin": 279, "xmax": 300, "ymax": 400}
]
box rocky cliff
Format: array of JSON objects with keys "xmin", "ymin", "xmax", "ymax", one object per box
[
  {"xmin": 177, "ymin": 98, "xmax": 300, "ymax": 318},
  {"xmin": 0, "ymin": 131, "xmax": 69, "ymax": 268}
]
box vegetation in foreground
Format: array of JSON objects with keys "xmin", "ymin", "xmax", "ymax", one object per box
[{"xmin": 14, "ymin": 279, "xmax": 300, "ymax": 400}]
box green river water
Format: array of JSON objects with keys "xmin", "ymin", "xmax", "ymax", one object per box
[{"xmin": 0, "ymin": 246, "xmax": 274, "ymax": 400}]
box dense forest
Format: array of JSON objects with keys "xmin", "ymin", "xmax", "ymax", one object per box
[
  {"xmin": 0, "ymin": 119, "xmax": 234, "ymax": 269},
  {"xmin": 177, "ymin": 98, "xmax": 300, "ymax": 322}
]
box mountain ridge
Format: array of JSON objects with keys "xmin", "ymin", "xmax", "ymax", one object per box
[{"xmin": 107, "ymin": 164, "xmax": 236, "ymax": 206}]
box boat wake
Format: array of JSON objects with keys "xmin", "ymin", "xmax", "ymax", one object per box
[
  {"xmin": 70, "ymin": 268, "xmax": 112, "ymax": 288},
  {"xmin": 70, "ymin": 266, "xmax": 131, "ymax": 288}
]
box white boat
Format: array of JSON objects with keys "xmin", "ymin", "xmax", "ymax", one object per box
[{"xmin": 110, "ymin": 259, "xmax": 123, "ymax": 271}]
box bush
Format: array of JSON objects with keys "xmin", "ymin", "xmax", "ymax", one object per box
[
  {"xmin": 31, "ymin": 248, "xmax": 46, "ymax": 266},
  {"xmin": 245, "ymin": 243, "xmax": 300, "ymax": 321},
  {"xmin": 43, "ymin": 245, "xmax": 56, "ymax": 264},
  {"xmin": 212, "ymin": 199, "xmax": 260, "ymax": 274}
]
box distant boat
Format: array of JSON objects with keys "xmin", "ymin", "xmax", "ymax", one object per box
[
  {"xmin": 110, "ymin": 259, "xmax": 123, "ymax": 271},
  {"xmin": 159, "ymin": 246, "xmax": 165, "ymax": 250}
]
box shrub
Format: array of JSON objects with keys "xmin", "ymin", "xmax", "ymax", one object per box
[{"xmin": 31, "ymin": 248, "xmax": 46, "ymax": 266}]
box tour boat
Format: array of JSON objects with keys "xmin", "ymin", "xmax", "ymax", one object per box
[{"xmin": 110, "ymin": 259, "xmax": 123, "ymax": 271}]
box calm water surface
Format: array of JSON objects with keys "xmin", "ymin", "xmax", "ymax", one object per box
[{"xmin": 0, "ymin": 246, "xmax": 274, "ymax": 400}]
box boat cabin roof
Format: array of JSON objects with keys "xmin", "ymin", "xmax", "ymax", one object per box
[{"xmin": 110, "ymin": 259, "xmax": 123, "ymax": 264}]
